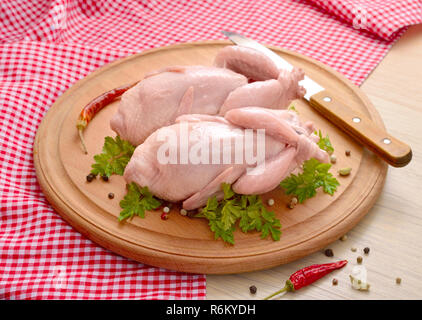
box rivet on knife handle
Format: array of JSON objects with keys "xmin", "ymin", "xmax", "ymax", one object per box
[{"xmin": 309, "ymin": 90, "xmax": 412, "ymax": 167}]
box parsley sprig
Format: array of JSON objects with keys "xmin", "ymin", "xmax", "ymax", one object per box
[
  {"xmin": 91, "ymin": 136, "xmax": 135, "ymax": 177},
  {"xmin": 280, "ymin": 158, "xmax": 339, "ymax": 203},
  {"xmin": 316, "ymin": 130, "xmax": 334, "ymax": 155},
  {"xmin": 119, "ymin": 183, "xmax": 162, "ymax": 221},
  {"xmin": 280, "ymin": 129, "xmax": 339, "ymax": 203},
  {"xmin": 196, "ymin": 183, "xmax": 281, "ymax": 244}
]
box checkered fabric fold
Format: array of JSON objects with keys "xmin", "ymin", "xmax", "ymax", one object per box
[
  {"xmin": 308, "ymin": 0, "xmax": 422, "ymax": 40},
  {"xmin": 0, "ymin": 0, "xmax": 420, "ymax": 299}
]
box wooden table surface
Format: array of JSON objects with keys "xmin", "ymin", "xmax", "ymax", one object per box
[{"xmin": 206, "ymin": 25, "xmax": 422, "ymax": 300}]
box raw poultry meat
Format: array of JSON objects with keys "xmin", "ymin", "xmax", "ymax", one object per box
[
  {"xmin": 219, "ymin": 68, "xmax": 305, "ymax": 115},
  {"xmin": 110, "ymin": 46, "xmax": 305, "ymax": 146},
  {"xmin": 214, "ymin": 45, "xmax": 280, "ymax": 81},
  {"xmin": 110, "ymin": 66, "xmax": 247, "ymax": 146},
  {"xmin": 123, "ymin": 107, "xmax": 329, "ymax": 210}
]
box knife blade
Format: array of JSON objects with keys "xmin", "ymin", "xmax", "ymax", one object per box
[{"xmin": 221, "ymin": 30, "xmax": 412, "ymax": 167}]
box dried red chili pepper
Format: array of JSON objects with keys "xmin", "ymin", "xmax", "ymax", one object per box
[
  {"xmin": 76, "ymin": 81, "xmax": 139, "ymax": 154},
  {"xmin": 263, "ymin": 260, "xmax": 347, "ymax": 300}
]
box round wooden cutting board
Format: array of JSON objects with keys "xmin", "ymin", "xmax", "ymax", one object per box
[{"xmin": 34, "ymin": 41, "xmax": 387, "ymax": 274}]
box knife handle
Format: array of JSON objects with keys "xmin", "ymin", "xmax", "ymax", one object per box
[{"xmin": 309, "ymin": 90, "xmax": 412, "ymax": 167}]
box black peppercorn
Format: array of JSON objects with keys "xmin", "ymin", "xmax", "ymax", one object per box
[
  {"xmin": 324, "ymin": 249, "xmax": 334, "ymax": 257},
  {"xmin": 108, "ymin": 193, "xmax": 114, "ymax": 199},
  {"xmin": 186, "ymin": 209, "xmax": 198, "ymax": 218},
  {"xmin": 162, "ymin": 201, "xmax": 173, "ymax": 209},
  {"xmin": 101, "ymin": 174, "xmax": 109, "ymax": 182},
  {"xmin": 249, "ymin": 285, "xmax": 257, "ymax": 294},
  {"xmin": 363, "ymin": 247, "xmax": 370, "ymax": 254},
  {"xmin": 86, "ymin": 173, "xmax": 95, "ymax": 182}
]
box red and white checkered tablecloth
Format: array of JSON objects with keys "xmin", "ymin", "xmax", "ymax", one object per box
[{"xmin": 0, "ymin": 0, "xmax": 421, "ymax": 300}]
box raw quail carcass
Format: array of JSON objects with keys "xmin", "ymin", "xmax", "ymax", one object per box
[
  {"xmin": 110, "ymin": 66, "xmax": 247, "ymax": 146},
  {"xmin": 123, "ymin": 107, "xmax": 329, "ymax": 210},
  {"xmin": 110, "ymin": 46, "xmax": 306, "ymax": 146}
]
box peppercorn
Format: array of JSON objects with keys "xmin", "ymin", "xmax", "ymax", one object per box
[
  {"xmin": 345, "ymin": 150, "xmax": 351, "ymax": 156},
  {"xmin": 324, "ymin": 249, "xmax": 334, "ymax": 257},
  {"xmin": 351, "ymin": 247, "xmax": 357, "ymax": 252},
  {"xmin": 396, "ymin": 277, "xmax": 402, "ymax": 285},
  {"xmin": 108, "ymin": 192, "xmax": 114, "ymax": 199},
  {"xmin": 186, "ymin": 209, "xmax": 198, "ymax": 218},
  {"xmin": 357, "ymin": 256, "xmax": 363, "ymax": 264},
  {"xmin": 338, "ymin": 167, "xmax": 352, "ymax": 176},
  {"xmin": 86, "ymin": 173, "xmax": 95, "ymax": 182},
  {"xmin": 340, "ymin": 235, "xmax": 348, "ymax": 241},
  {"xmin": 163, "ymin": 206, "xmax": 170, "ymax": 213},
  {"xmin": 162, "ymin": 201, "xmax": 173, "ymax": 209},
  {"xmin": 180, "ymin": 209, "xmax": 187, "ymax": 216},
  {"xmin": 249, "ymin": 285, "xmax": 257, "ymax": 294},
  {"xmin": 101, "ymin": 174, "xmax": 109, "ymax": 182},
  {"xmin": 363, "ymin": 247, "xmax": 370, "ymax": 254},
  {"xmin": 288, "ymin": 197, "xmax": 298, "ymax": 209},
  {"xmin": 161, "ymin": 212, "xmax": 168, "ymax": 220},
  {"xmin": 267, "ymin": 198, "xmax": 275, "ymax": 206},
  {"xmin": 330, "ymin": 155, "xmax": 337, "ymax": 164},
  {"xmin": 332, "ymin": 278, "xmax": 338, "ymax": 286}
]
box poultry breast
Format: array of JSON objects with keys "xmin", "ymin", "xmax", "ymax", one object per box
[
  {"xmin": 124, "ymin": 107, "xmax": 329, "ymax": 210},
  {"xmin": 110, "ymin": 46, "xmax": 305, "ymax": 146}
]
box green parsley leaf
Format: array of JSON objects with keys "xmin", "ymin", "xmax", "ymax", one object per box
[
  {"xmin": 198, "ymin": 183, "xmax": 282, "ymax": 244},
  {"xmin": 91, "ymin": 136, "xmax": 135, "ymax": 177},
  {"xmin": 280, "ymin": 158, "xmax": 340, "ymax": 203},
  {"xmin": 288, "ymin": 104, "xmax": 299, "ymax": 114},
  {"xmin": 316, "ymin": 130, "xmax": 334, "ymax": 155},
  {"xmin": 118, "ymin": 183, "xmax": 161, "ymax": 222}
]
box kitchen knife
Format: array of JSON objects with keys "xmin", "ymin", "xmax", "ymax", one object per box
[{"xmin": 221, "ymin": 31, "xmax": 412, "ymax": 167}]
